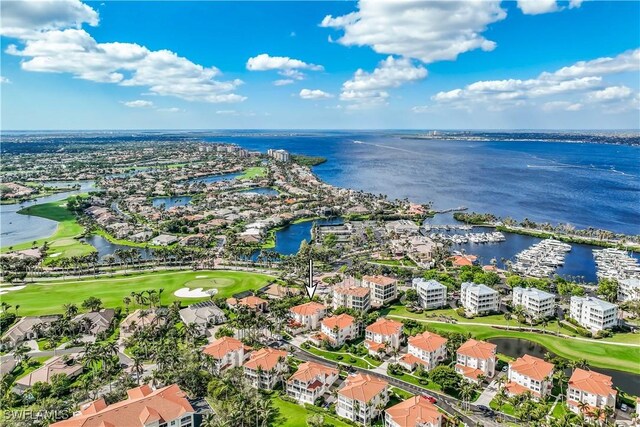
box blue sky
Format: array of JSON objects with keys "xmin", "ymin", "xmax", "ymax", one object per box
[{"xmin": 1, "ymin": 0, "xmax": 639, "ymax": 129}]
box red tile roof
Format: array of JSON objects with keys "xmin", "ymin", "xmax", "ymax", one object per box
[
  {"xmin": 366, "ymin": 318, "xmax": 403, "ymax": 336},
  {"xmin": 287, "ymin": 362, "xmax": 338, "ymax": 384},
  {"xmin": 321, "ymin": 313, "xmax": 355, "ymax": 330},
  {"xmin": 51, "ymin": 384, "xmax": 193, "ymax": 427},
  {"xmin": 243, "ymin": 348, "xmax": 287, "ymax": 371},
  {"xmin": 203, "ymin": 336, "xmax": 244, "ymax": 359},
  {"xmin": 334, "ymin": 285, "xmax": 370, "ymax": 297},
  {"xmin": 385, "ymin": 396, "xmax": 442, "ymax": 427},
  {"xmin": 338, "ymin": 373, "xmax": 388, "ymax": 403},
  {"xmin": 456, "ymin": 339, "xmax": 496, "ymax": 360},
  {"xmin": 362, "ymin": 275, "xmax": 397, "ymax": 286},
  {"xmin": 408, "ymin": 331, "xmax": 447, "ymax": 352},
  {"xmin": 568, "ymin": 368, "xmax": 617, "ymax": 398},
  {"xmin": 290, "ymin": 301, "xmax": 325, "ymax": 316},
  {"xmin": 509, "ymin": 354, "xmax": 554, "ymax": 381}
]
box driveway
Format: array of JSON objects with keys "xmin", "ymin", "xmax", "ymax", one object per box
[{"xmin": 474, "ymin": 372, "xmax": 505, "ymax": 407}]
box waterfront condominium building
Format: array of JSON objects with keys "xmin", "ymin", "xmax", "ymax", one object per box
[
  {"xmin": 333, "ymin": 284, "xmax": 371, "ymax": 312},
  {"xmin": 512, "ymin": 287, "xmax": 556, "ymax": 319},
  {"xmin": 569, "ymin": 296, "xmax": 618, "ymax": 332},
  {"xmin": 51, "ymin": 384, "xmax": 195, "ymax": 427},
  {"xmin": 567, "ymin": 368, "xmax": 617, "ymax": 415},
  {"xmin": 289, "ymin": 301, "xmax": 326, "ymax": 331},
  {"xmin": 267, "ymin": 149, "xmax": 291, "ymax": 162},
  {"xmin": 286, "ymin": 362, "xmax": 339, "ymax": 405},
  {"xmin": 243, "ymin": 348, "xmax": 288, "ymax": 390},
  {"xmin": 400, "ymin": 331, "xmax": 447, "ymax": 372},
  {"xmin": 364, "ymin": 317, "xmax": 403, "ymax": 355},
  {"xmin": 336, "ymin": 373, "xmax": 389, "ymax": 425},
  {"xmin": 362, "ymin": 275, "xmax": 398, "ymax": 306},
  {"xmin": 318, "ymin": 313, "xmax": 358, "ymax": 347},
  {"xmin": 618, "ymin": 278, "xmax": 640, "ymax": 302},
  {"xmin": 385, "ymin": 396, "xmax": 443, "ymax": 427},
  {"xmin": 506, "ymin": 354, "xmax": 554, "ymax": 399},
  {"xmin": 460, "ymin": 282, "xmax": 500, "ymax": 315},
  {"xmin": 455, "ymin": 339, "xmax": 497, "ymax": 383},
  {"xmin": 412, "ymin": 278, "xmax": 448, "ymax": 309}
]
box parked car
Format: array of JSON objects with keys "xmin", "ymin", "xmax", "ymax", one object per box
[
  {"xmin": 421, "ymin": 394, "xmax": 437, "ymax": 404},
  {"xmin": 621, "ymin": 403, "xmax": 628, "ymax": 412}
]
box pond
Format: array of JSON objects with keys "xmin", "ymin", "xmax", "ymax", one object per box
[
  {"xmin": 185, "ymin": 172, "xmax": 242, "ymax": 184},
  {"xmin": 152, "ymin": 196, "xmax": 192, "ymax": 210},
  {"xmin": 0, "ymin": 180, "xmax": 95, "ymax": 248},
  {"xmin": 489, "ymin": 337, "xmax": 640, "ymax": 396},
  {"xmin": 238, "ymin": 187, "xmax": 279, "ymax": 196},
  {"xmin": 80, "ymin": 234, "xmax": 154, "ymax": 262}
]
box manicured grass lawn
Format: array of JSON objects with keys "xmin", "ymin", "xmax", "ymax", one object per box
[
  {"xmin": 552, "ymin": 402, "xmax": 569, "ymax": 418},
  {"xmin": 271, "ymin": 395, "xmax": 351, "ymax": 427},
  {"xmin": 390, "ymin": 387, "xmax": 414, "ymax": 400},
  {"xmin": 240, "ymin": 167, "xmax": 267, "ymax": 180},
  {"xmin": 387, "ymin": 371, "xmax": 442, "ymax": 393},
  {"xmin": 305, "ymin": 345, "xmax": 381, "ymax": 369},
  {"xmin": 1, "ymin": 198, "xmax": 96, "ymax": 259},
  {"xmin": 409, "ymin": 322, "xmax": 640, "ymax": 375},
  {"xmin": 0, "ymin": 269, "xmax": 274, "ymax": 316}
]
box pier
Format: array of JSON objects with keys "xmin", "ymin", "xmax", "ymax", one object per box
[{"xmin": 511, "ymin": 239, "xmax": 572, "ymax": 278}]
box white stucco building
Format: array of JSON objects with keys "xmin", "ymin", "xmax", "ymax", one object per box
[
  {"xmin": 460, "ymin": 282, "xmax": 499, "ymax": 315},
  {"xmin": 412, "ymin": 278, "xmax": 448, "ymax": 309},
  {"xmin": 512, "ymin": 287, "xmax": 556, "ymax": 318},
  {"xmin": 570, "ymin": 296, "xmax": 618, "ymax": 332}
]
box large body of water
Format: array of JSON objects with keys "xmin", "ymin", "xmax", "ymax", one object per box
[
  {"xmin": 208, "ymin": 132, "xmax": 639, "ymax": 235},
  {"xmin": 490, "ymin": 337, "xmax": 640, "ymax": 396}
]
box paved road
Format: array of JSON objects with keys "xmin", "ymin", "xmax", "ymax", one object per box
[{"xmin": 290, "ymin": 345, "xmax": 515, "ymax": 427}]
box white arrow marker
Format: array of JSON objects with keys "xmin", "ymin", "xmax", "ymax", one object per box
[{"xmin": 305, "ymin": 257, "xmax": 317, "ymax": 300}]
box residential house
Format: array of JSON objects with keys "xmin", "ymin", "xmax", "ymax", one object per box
[
  {"xmin": 179, "ymin": 301, "xmax": 226, "ymax": 336},
  {"xmin": 362, "ymin": 275, "xmax": 398, "ymax": 306},
  {"xmin": 400, "ymin": 332, "xmax": 447, "ymax": 372},
  {"xmin": 455, "ymin": 339, "xmax": 497, "ymax": 383},
  {"xmin": 336, "ymin": 373, "xmax": 389, "ymax": 424},
  {"xmin": 460, "ymin": 282, "xmax": 500, "ymax": 315},
  {"xmin": 286, "ymin": 362, "xmax": 339, "ymax": 405},
  {"xmin": 73, "ymin": 309, "xmax": 115, "ymax": 336},
  {"xmin": 151, "ymin": 234, "xmax": 178, "ymax": 246},
  {"xmin": 243, "ymin": 348, "xmax": 288, "ymax": 390},
  {"xmin": 506, "ymin": 355, "xmax": 554, "ymax": 399},
  {"xmin": 202, "ymin": 336, "xmax": 247, "ymax": 373},
  {"xmin": 15, "ymin": 356, "xmax": 83, "ymax": 393},
  {"xmin": 50, "ymin": 384, "xmax": 195, "ymax": 427},
  {"xmin": 365, "ymin": 318, "xmax": 403, "ymax": 355},
  {"xmin": 567, "ymin": 368, "xmax": 617, "ymax": 416},
  {"xmin": 227, "ymin": 295, "xmax": 269, "ymax": 312},
  {"xmin": 385, "ymin": 396, "xmax": 443, "ymax": 427},
  {"xmin": 318, "ymin": 314, "xmax": 358, "ymax": 347},
  {"xmin": 289, "ymin": 302, "xmax": 326, "ymax": 331},
  {"xmin": 412, "ymin": 278, "xmax": 448, "ymax": 309},
  {"xmin": 1, "ymin": 315, "xmax": 58, "ymax": 350},
  {"xmin": 120, "ymin": 309, "xmax": 163, "ymax": 340},
  {"xmin": 570, "ymin": 296, "xmax": 618, "ymax": 332},
  {"xmin": 512, "ymin": 287, "xmax": 556, "ymax": 318}
]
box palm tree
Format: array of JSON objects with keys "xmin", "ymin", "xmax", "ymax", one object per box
[
  {"xmin": 132, "ymin": 355, "xmax": 144, "ymax": 385},
  {"xmin": 554, "ymin": 371, "xmax": 569, "ymax": 402},
  {"xmin": 63, "ymin": 303, "xmax": 78, "ymax": 319},
  {"xmin": 504, "ymin": 312, "xmax": 512, "ymax": 330}
]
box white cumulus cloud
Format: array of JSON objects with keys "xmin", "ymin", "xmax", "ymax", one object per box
[
  {"xmin": 3, "ymin": 0, "xmax": 246, "ymax": 103},
  {"xmin": 517, "ymin": 0, "xmax": 559, "ymax": 15},
  {"xmin": 273, "ymin": 79, "xmax": 295, "ymax": 86},
  {"xmin": 246, "ymin": 54, "xmax": 323, "ymax": 71},
  {"xmin": 321, "ymin": 0, "xmax": 506, "ymax": 63},
  {"xmin": 0, "ymin": 76, "xmax": 11, "ymax": 84},
  {"xmin": 122, "ymin": 100, "xmax": 154, "ymax": 108},
  {"xmin": 299, "ymin": 89, "xmax": 333, "ymax": 99}
]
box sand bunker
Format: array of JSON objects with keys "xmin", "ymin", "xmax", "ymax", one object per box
[
  {"xmin": 0, "ymin": 285, "xmax": 26, "ymax": 295},
  {"xmin": 195, "ymin": 275, "xmax": 208, "ymax": 279},
  {"xmin": 174, "ymin": 287, "xmax": 219, "ymax": 298}
]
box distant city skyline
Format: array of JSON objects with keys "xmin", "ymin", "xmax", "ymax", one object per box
[{"xmin": 1, "ymin": 0, "xmax": 639, "ymax": 130}]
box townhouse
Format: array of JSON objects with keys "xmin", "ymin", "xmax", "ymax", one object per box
[
  {"xmin": 336, "ymin": 373, "xmax": 389, "ymax": 425},
  {"xmin": 455, "ymin": 339, "xmax": 497, "ymax": 383},
  {"xmin": 569, "ymin": 296, "xmax": 618, "ymax": 332},
  {"xmin": 333, "ymin": 285, "xmax": 371, "ymax": 312},
  {"xmin": 51, "ymin": 384, "xmax": 195, "ymax": 427},
  {"xmin": 460, "ymin": 282, "xmax": 500, "ymax": 315},
  {"xmin": 243, "ymin": 348, "xmax": 288, "ymax": 390},
  {"xmin": 567, "ymin": 368, "xmax": 617, "ymax": 415},
  {"xmin": 365, "ymin": 317, "xmax": 403, "ymax": 355},
  {"xmin": 512, "ymin": 287, "xmax": 556, "ymax": 319},
  {"xmin": 400, "ymin": 331, "xmax": 447, "ymax": 372},
  {"xmin": 286, "ymin": 362, "xmax": 339, "ymax": 405},
  {"xmin": 412, "ymin": 278, "xmax": 448, "ymax": 309},
  {"xmin": 318, "ymin": 313, "xmax": 358, "ymax": 347},
  {"xmin": 362, "ymin": 275, "xmax": 398, "ymax": 306},
  {"xmin": 289, "ymin": 301, "xmax": 326, "ymax": 331},
  {"xmin": 506, "ymin": 354, "xmax": 554, "ymax": 399},
  {"xmin": 202, "ymin": 336, "xmax": 246, "ymax": 373},
  {"xmin": 385, "ymin": 396, "xmax": 443, "ymax": 427}
]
